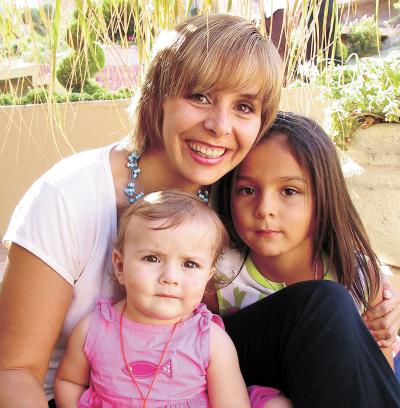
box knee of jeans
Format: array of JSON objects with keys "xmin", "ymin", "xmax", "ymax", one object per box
[{"xmin": 311, "ymin": 280, "xmax": 356, "ymax": 311}]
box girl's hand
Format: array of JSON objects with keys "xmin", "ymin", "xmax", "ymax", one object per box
[{"xmin": 363, "ymin": 277, "xmax": 400, "ymax": 348}]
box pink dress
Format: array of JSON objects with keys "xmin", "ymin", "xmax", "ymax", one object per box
[{"xmin": 78, "ymin": 300, "xmax": 223, "ymax": 407}]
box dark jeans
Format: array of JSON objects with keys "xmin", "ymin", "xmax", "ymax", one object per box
[{"xmin": 224, "ymin": 280, "xmax": 400, "ymax": 408}]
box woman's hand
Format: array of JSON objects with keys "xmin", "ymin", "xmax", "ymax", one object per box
[{"xmin": 363, "ymin": 276, "xmax": 400, "ymax": 348}]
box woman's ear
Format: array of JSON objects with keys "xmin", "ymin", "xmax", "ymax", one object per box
[{"xmin": 112, "ymin": 249, "xmax": 125, "ymax": 285}]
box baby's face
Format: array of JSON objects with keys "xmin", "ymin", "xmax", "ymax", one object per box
[{"xmin": 113, "ymin": 216, "xmax": 216, "ymax": 325}]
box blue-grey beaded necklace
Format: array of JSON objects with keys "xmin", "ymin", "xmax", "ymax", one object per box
[{"xmin": 124, "ymin": 151, "xmax": 210, "ymax": 205}]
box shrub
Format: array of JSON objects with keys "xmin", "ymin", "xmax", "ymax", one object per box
[
  {"xmin": 57, "ymin": 5, "xmax": 106, "ymax": 93},
  {"xmin": 56, "ymin": 44, "xmax": 105, "ymax": 92},
  {"xmin": 66, "ymin": 18, "xmax": 96, "ymax": 50},
  {"xmin": 343, "ymin": 16, "xmax": 380, "ymax": 58},
  {"xmin": 0, "ymin": 94, "xmax": 14, "ymax": 106},
  {"xmin": 101, "ymin": 0, "xmax": 137, "ymax": 43},
  {"xmin": 318, "ymin": 56, "xmax": 400, "ymax": 147},
  {"xmin": 21, "ymin": 3, "xmax": 54, "ymax": 37},
  {"xmin": 334, "ymin": 39, "xmax": 348, "ymax": 63},
  {"xmin": 0, "ymin": 87, "xmax": 134, "ymax": 106},
  {"xmin": 21, "ymin": 88, "xmax": 49, "ymax": 104}
]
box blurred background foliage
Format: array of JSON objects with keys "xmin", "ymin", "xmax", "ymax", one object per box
[{"xmin": 0, "ymin": 0, "xmax": 399, "ymax": 144}]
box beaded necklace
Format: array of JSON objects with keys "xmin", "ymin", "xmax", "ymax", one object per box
[
  {"xmin": 119, "ymin": 301, "xmax": 178, "ymax": 407},
  {"xmin": 124, "ymin": 151, "xmax": 210, "ymax": 205}
]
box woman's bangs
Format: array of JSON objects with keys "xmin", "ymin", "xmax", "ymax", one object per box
[{"xmin": 197, "ymin": 49, "xmax": 270, "ymax": 97}]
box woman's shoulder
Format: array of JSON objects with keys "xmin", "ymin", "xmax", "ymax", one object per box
[{"xmin": 40, "ymin": 143, "xmax": 119, "ymax": 188}]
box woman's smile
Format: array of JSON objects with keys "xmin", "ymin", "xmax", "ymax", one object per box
[{"xmin": 161, "ymin": 86, "xmax": 262, "ymax": 187}]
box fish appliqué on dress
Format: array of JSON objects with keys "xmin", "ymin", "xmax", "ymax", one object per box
[{"xmin": 122, "ymin": 359, "xmax": 173, "ymax": 378}]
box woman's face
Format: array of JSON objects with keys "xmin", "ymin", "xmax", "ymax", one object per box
[{"xmin": 160, "ymin": 85, "xmax": 262, "ymax": 188}]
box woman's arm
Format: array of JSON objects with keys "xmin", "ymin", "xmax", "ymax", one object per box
[
  {"xmin": 207, "ymin": 323, "xmax": 250, "ymax": 408},
  {"xmin": 0, "ymin": 244, "xmax": 73, "ymax": 407},
  {"xmin": 55, "ymin": 315, "xmax": 91, "ymax": 408},
  {"xmin": 366, "ymin": 277, "xmax": 395, "ymax": 369},
  {"xmin": 363, "ymin": 276, "xmax": 400, "ymax": 348}
]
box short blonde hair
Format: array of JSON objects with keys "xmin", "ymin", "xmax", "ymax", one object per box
[
  {"xmin": 117, "ymin": 190, "xmax": 230, "ymax": 274},
  {"xmin": 129, "ymin": 14, "xmax": 283, "ymax": 153}
]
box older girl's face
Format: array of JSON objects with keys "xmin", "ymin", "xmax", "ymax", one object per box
[
  {"xmin": 231, "ymin": 134, "xmax": 314, "ymax": 262},
  {"xmin": 160, "ymin": 85, "xmax": 262, "ymax": 188}
]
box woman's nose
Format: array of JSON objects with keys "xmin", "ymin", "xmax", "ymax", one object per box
[{"xmin": 203, "ymin": 107, "xmax": 232, "ymax": 138}]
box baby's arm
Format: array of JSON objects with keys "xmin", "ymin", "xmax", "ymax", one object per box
[
  {"xmin": 207, "ymin": 322, "xmax": 250, "ymax": 408},
  {"xmin": 54, "ymin": 315, "xmax": 91, "ymax": 407}
]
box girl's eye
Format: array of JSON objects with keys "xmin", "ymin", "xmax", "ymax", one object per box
[
  {"xmin": 183, "ymin": 260, "xmax": 199, "ymax": 269},
  {"xmin": 190, "ymin": 93, "xmax": 209, "ymax": 104},
  {"xmin": 144, "ymin": 255, "xmax": 160, "ymax": 263},
  {"xmin": 238, "ymin": 186, "xmax": 256, "ymax": 196},
  {"xmin": 237, "ymin": 103, "xmax": 254, "ymax": 114},
  {"xmin": 282, "ymin": 188, "xmax": 298, "ymax": 196}
]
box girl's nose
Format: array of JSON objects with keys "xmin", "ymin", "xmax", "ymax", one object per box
[
  {"xmin": 255, "ymin": 195, "xmax": 276, "ymax": 219},
  {"xmin": 159, "ymin": 264, "xmax": 179, "ymax": 285},
  {"xmin": 203, "ymin": 108, "xmax": 232, "ymax": 138}
]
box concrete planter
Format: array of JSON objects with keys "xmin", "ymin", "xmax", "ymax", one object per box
[
  {"xmin": 279, "ymin": 86, "xmax": 328, "ymax": 127},
  {"xmin": 345, "ymin": 123, "xmax": 400, "ymax": 267},
  {"xmin": 0, "ymin": 100, "xmax": 131, "ymax": 235}
]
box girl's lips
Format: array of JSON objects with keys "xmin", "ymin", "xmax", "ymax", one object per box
[
  {"xmin": 256, "ymin": 229, "xmax": 280, "ymax": 237},
  {"xmin": 156, "ymin": 294, "xmax": 180, "ymax": 299}
]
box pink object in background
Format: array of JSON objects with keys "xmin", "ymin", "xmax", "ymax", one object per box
[{"xmin": 96, "ymin": 45, "xmax": 139, "ymax": 91}]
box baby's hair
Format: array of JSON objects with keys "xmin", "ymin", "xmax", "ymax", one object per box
[
  {"xmin": 217, "ymin": 112, "xmax": 381, "ymax": 310},
  {"xmin": 129, "ymin": 13, "xmax": 283, "ymax": 154},
  {"xmin": 117, "ymin": 190, "xmax": 231, "ymax": 291}
]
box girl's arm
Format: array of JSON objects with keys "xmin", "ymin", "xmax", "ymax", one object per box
[
  {"xmin": 363, "ymin": 276, "xmax": 400, "ymax": 348},
  {"xmin": 207, "ymin": 322, "xmax": 250, "ymax": 408},
  {"xmin": 0, "ymin": 244, "xmax": 73, "ymax": 407},
  {"xmin": 54, "ymin": 315, "xmax": 91, "ymax": 407}
]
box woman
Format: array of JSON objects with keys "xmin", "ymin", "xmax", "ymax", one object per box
[{"xmin": 0, "ymin": 14, "xmax": 399, "ymax": 408}]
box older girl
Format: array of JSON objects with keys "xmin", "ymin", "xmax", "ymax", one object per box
[{"xmin": 214, "ymin": 112, "xmax": 400, "ymax": 406}]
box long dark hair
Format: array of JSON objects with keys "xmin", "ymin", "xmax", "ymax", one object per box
[{"xmin": 216, "ymin": 112, "xmax": 381, "ymax": 310}]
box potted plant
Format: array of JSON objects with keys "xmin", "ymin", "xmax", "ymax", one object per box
[{"xmin": 318, "ymin": 55, "xmax": 400, "ymax": 267}]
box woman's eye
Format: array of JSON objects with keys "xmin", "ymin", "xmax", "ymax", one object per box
[
  {"xmin": 282, "ymin": 188, "xmax": 298, "ymax": 196},
  {"xmin": 190, "ymin": 93, "xmax": 209, "ymax": 104},
  {"xmin": 183, "ymin": 260, "xmax": 199, "ymax": 269},
  {"xmin": 238, "ymin": 186, "xmax": 256, "ymax": 196},
  {"xmin": 144, "ymin": 255, "xmax": 160, "ymax": 263},
  {"xmin": 237, "ymin": 103, "xmax": 254, "ymax": 113}
]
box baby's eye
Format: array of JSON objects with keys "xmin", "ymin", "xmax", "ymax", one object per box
[
  {"xmin": 143, "ymin": 255, "xmax": 160, "ymax": 263},
  {"xmin": 183, "ymin": 260, "xmax": 199, "ymax": 269},
  {"xmin": 190, "ymin": 93, "xmax": 210, "ymax": 104},
  {"xmin": 238, "ymin": 186, "xmax": 256, "ymax": 196},
  {"xmin": 282, "ymin": 188, "xmax": 298, "ymax": 196}
]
